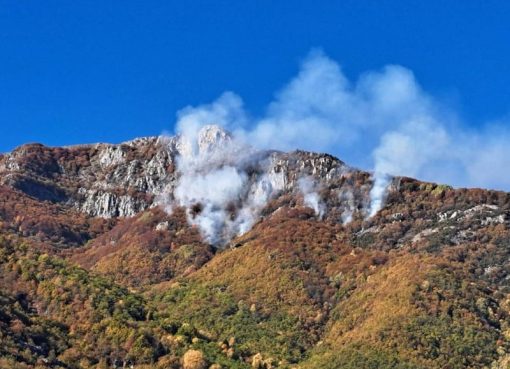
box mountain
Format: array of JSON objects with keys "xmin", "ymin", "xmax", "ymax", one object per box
[{"xmin": 1, "ymin": 125, "xmax": 510, "ymax": 369}]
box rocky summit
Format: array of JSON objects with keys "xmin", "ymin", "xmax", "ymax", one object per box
[{"xmin": 1, "ymin": 125, "xmax": 510, "ymax": 369}]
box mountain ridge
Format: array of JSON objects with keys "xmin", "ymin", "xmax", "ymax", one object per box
[{"xmin": 1, "ymin": 126, "xmax": 510, "ymax": 368}]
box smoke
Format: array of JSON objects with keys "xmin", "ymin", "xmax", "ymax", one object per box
[
  {"xmin": 338, "ymin": 189, "xmax": 355, "ymax": 224},
  {"xmin": 298, "ymin": 177, "xmax": 325, "ymax": 218},
  {"xmin": 173, "ymin": 166, "xmax": 247, "ymax": 244},
  {"xmin": 174, "ymin": 93, "xmax": 248, "ymax": 160},
  {"xmin": 163, "ymin": 49, "xmax": 510, "ymax": 234},
  {"xmin": 159, "ymin": 123, "xmax": 282, "ymax": 245},
  {"xmin": 369, "ymin": 118, "xmax": 451, "ymax": 215}
]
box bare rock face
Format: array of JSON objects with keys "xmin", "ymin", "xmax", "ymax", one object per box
[
  {"xmin": 0, "ymin": 137, "xmax": 175, "ymax": 218},
  {"xmin": 267, "ymin": 150, "xmax": 349, "ymax": 189},
  {"xmin": 0, "ymin": 125, "xmax": 370, "ymax": 221},
  {"xmin": 77, "ymin": 189, "xmax": 150, "ymax": 218}
]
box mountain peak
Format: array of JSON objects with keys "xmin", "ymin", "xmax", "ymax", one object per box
[
  {"xmin": 195, "ymin": 124, "xmax": 233, "ymax": 155},
  {"xmin": 174, "ymin": 124, "xmax": 233, "ymax": 159}
]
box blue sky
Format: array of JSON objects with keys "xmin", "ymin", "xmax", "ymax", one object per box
[
  {"xmin": 1, "ymin": 1, "xmax": 509, "ymax": 150},
  {"xmin": 1, "ymin": 1, "xmax": 510, "ymax": 190}
]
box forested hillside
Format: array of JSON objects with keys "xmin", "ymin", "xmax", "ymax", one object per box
[{"xmin": 1, "ymin": 129, "xmax": 510, "ymax": 368}]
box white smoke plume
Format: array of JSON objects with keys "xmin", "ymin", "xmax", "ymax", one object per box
[
  {"xmin": 297, "ymin": 177, "xmax": 325, "ymax": 218},
  {"xmin": 369, "ymin": 118, "xmax": 451, "ymax": 215},
  {"xmin": 164, "ymin": 48, "xmax": 510, "ymax": 233},
  {"xmin": 162, "ymin": 124, "xmax": 280, "ymax": 245},
  {"xmin": 174, "ymin": 165, "xmax": 247, "ymax": 244},
  {"xmin": 338, "ymin": 188, "xmax": 356, "ymax": 224}
]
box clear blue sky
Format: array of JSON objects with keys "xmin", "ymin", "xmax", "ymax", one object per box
[{"xmin": 1, "ymin": 0, "xmax": 509, "ymax": 152}]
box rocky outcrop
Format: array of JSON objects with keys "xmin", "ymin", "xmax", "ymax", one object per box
[
  {"xmin": 77, "ymin": 189, "xmax": 151, "ymax": 218},
  {"xmin": 0, "ymin": 137, "xmax": 175, "ymax": 218},
  {"xmin": 0, "ymin": 125, "xmax": 372, "ymax": 221}
]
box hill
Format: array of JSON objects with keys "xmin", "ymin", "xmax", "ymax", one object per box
[{"xmin": 1, "ymin": 126, "xmax": 510, "ymax": 368}]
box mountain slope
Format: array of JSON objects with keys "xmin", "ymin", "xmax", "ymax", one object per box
[{"xmin": 1, "ymin": 126, "xmax": 510, "ymax": 368}]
